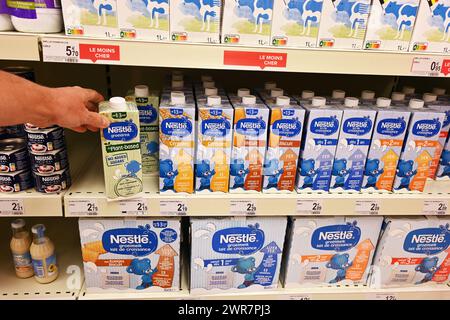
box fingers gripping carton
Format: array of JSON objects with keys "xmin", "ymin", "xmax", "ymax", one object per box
[
  {"xmin": 370, "ymin": 216, "xmax": 450, "ymax": 288},
  {"xmin": 190, "ymin": 217, "xmax": 287, "ymax": 294},
  {"xmin": 284, "ymin": 216, "xmax": 383, "ymax": 287}
]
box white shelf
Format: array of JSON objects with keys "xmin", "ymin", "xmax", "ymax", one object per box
[{"xmin": 0, "ymin": 32, "xmax": 40, "ymax": 61}]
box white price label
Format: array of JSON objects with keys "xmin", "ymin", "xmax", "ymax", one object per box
[
  {"xmin": 230, "ymin": 200, "xmax": 257, "ymax": 215},
  {"xmin": 355, "ymin": 200, "xmax": 380, "ymax": 215},
  {"xmin": 369, "ymin": 293, "xmax": 398, "ymax": 300},
  {"xmin": 119, "ymin": 199, "xmax": 148, "ymax": 215},
  {"xmin": 68, "ymin": 199, "xmax": 99, "ymax": 216},
  {"xmin": 287, "ymin": 294, "xmax": 312, "ymax": 300},
  {"xmin": 423, "ymin": 200, "xmax": 448, "ymax": 215},
  {"xmin": 42, "ymin": 39, "xmax": 80, "ymax": 63},
  {"xmin": 160, "ymin": 200, "xmax": 188, "ymax": 216},
  {"xmin": 296, "ymin": 199, "xmax": 323, "ymax": 215},
  {"xmin": 411, "ymin": 56, "xmax": 444, "ymax": 77},
  {"xmin": 0, "ymin": 199, "xmax": 24, "ymax": 215}
]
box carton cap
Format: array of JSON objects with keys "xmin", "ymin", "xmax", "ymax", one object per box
[
  {"xmin": 201, "ymin": 75, "xmax": 213, "ymax": 82},
  {"xmin": 172, "ymin": 79, "xmax": 184, "ymax": 89},
  {"xmin": 171, "ymin": 93, "xmax": 186, "ymax": 105},
  {"xmin": 205, "ymin": 87, "xmax": 218, "ymax": 96},
  {"xmin": 109, "ymin": 97, "xmax": 127, "ymax": 109},
  {"xmin": 376, "ymin": 97, "xmax": 391, "ymax": 108},
  {"xmin": 312, "ymin": 96, "xmax": 326, "ymax": 107},
  {"xmin": 391, "ymin": 92, "xmax": 405, "ymax": 101},
  {"xmin": 302, "ymin": 90, "xmax": 314, "ymax": 99},
  {"xmin": 203, "ymin": 80, "xmax": 215, "ymax": 88},
  {"xmin": 402, "ymin": 86, "xmax": 415, "ymax": 95},
  {"xmin": 134, "ymin": 85, "xmax": 149, "ymax": 97},
  {"xmin": 433, "ymin": 87, "xmax": 446, "ymax": 95},
  {"xmin": 242, "ymin": 95, "xmax": 256, "ymax": 105},
  {"xmin": 276, "ymin": 96, "xmax": 290, "ymax": 106},
  {"xmin": 271, "ymin": 88, "xmax": 284, "ymax": 98},
  {"xmin": 423, "ymin": 93, "xmax": 437, "ymax": 103},
  {"xmin": 344, "ymin": 97, "xmax": 359, "ymax": 107},
  {"xmin": 332, "ymin": 90, "xmax": 345, "ymax": 99},
  {"xmin": 172, "ymin": 74, "xmax": 183, "ymax": 81},
  {"xmin": 172, "ymin": 70, "xmax": 183, "ymax": 77},
  {"xmin": 11, "ymin": 219, "xmax": 25, "ymax": 229},
  {"xmin": 207, "ymin": 95, "xmax": 221, "ymax": 106},
  {"xmin": 409, "ymin": 99, "xmax": 424, "ymax": 109},
  {"xmin": 361, "ymin": 90, "xmax": 375, "ymax": 100},
  {"xmin": 264, "ymin": 81, "xmax": 277, "ymax": 90},
  {"xmin": 237, "ymin": 88, "xmax": 250, "ymax": 97}
]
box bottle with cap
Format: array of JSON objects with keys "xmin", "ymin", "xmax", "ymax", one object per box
[
  {"xmin": 10, "ymin": 219, "xmax": 34, "ymax": 279},
  {"xmin": 343, "ymin": 97, "xmax": 360, "ymax": 108},
  {"xmin": 30, "ymin": 224, "xmax": 58, "ymax": 284},
  {"xmin": 311, "ymin": 96, "xmax": 327, "ymax": 107},
  {"xmin": 9, "ymin": 0, "xmax": 63, "ymax": 33},
  {"xmin": 360, "ymin": 90, "xmax": 376, "ymax": 106}
]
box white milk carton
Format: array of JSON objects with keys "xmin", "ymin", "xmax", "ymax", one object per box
[
  {"xmin": 364, "ymin": 0, "xmax": 420, "ymax": 51},
  {"xmin": 284, "ymin": 216, "xmax": 383, "ymax": 287},
  {"xmin": 190, "ymin": 217, "xmax": 287, "ymax": 294},
  {"xmin": 362, "ymin": 98, "xmax": 411, "ymax": 191},
  {"xmin": 263, "ymin": 96, "xmax": 305, "ymax": 193},
  {"xmin": 330, "ymin": 98, "xmax": 377, "ymax": 191},
  {"xmin": 221, "ymin": 0, "xmax": 275, "ymax": 46},
  {"xmin": 270, "ymin": 0, "xmax": 324, "ymax": 48},
  {"xmin": 61, "ymin": 0, "xmax": 119, "ymax": 38},
  {"xmin": 79, "ymin": 218, "xmax": 181, "ymax": 292},
  {"xmin": 196, "ymin": 96, "xmax": 234, "ymax": 193},
  {"xmin": 409, "ymin": 0, "xmax": 450, "ymax": 53},
  {"xmin": 428, "ymin": 104, "xmax": 450, "ymax": 179},
  {"xmin": 436, "ymin": 137, "xmax": 450, "ymax": 178},
  {"xmin": 159, "ymin": 93, "xmax": 195, "ymax": 194},
  {"xmin": 229, "ymin": 95, "xmax": 269, "ymax": 193},
  {"xmin": 170, "ymin": 0, "xmax": 221, "ymax": 43},
  {"xmin": 370, "ymin": 216, "xmax": 450, "ymax": 288},
  {"xmin": 317, "ymin": 0, "xmax": 370, "ymax": 49},
  {"xmin": 393, "ymin": 99, "xmax": 446, "ymax": 192},
  {"xmin": 296, "ymin": 97, "xmax": 343, "ymax": 192},
  {"xmin": 118, "ymin": 0, "xmax": 170, "ymax": 41}
]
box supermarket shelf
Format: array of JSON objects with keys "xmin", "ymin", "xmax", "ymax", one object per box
[{"xmin": 0, "ymin": 32, "xmax": 40, "ymax": 61}]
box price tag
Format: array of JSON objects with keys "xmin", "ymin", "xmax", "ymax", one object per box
[
  {"xmin": 411, "ymin": 56, "xmax": 443, "ymax": 77},
  {"xmin": 287, "ymin": 294, "xmax": 312, "ymax": 300},
  {"xmin": 230, "ymin": 199, "xmax": 257, "ymax": 215},
  {"xmin": 119, "ymin": 199, "xmax": 148, "ymax": 215},
  {"xmin": 42, "ymin": 39, "xmax": 80, "ymax": 63},
  {"xmin": 0, "ymin": 199, "xmax": 24, "ymax": 216},
  {"xmin": 160, "ymin": 199, "xmax": 188, "ymax": 216},
  {"xmin": 68, "ymin": 199, "xmax": 99, "ymax": 216},
  {"xmin": 369, "ymin": 293, "xmax": 398, "ymax": 300},
  {"xmin": 296, "ymin": 199, "xmax": 323, "ymax": 215},
  {"xmin": 355, "ymin": 200, "xmax": 380, "ymax": 215},
  {"xmin": 423, "ymin": 200, "xmax": 448, "ymax": 215}
]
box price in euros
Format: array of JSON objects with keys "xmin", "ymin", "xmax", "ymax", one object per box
[{"xmin": 65, "ymin": 45, "xmax": 79, "ymax": 58}]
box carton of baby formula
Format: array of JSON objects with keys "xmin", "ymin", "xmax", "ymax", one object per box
[
  {"xmin": 362, "ymin": 98, "xmax": 411, "ymax": 191},
  {"xmin": 364, "ymin": 0, "xmax": 420, "ymax": 51},
  {"xmin": 393, "ymin": 99, "xmax": 445, "ymax": 192},
  {"xmin": 61, "ymin": 0, "xmax": 119, "ymax": 38},
  {"xmin": 79, "ymin": 218, "xmax": 181, "ymax": 293},
  {"xmin": 169, "ymin": 0, "xmax": 221, "ymax": 43},
  {"xmin": 196, "ymin": 96, "xmax": 234, "ymax": 193},
  {"xmin": 284, "ymin": 216, "xmax": 383, "ymax": 287},
  {"xmin": 118, "ymin": 0, "xmax": 170, "ymax": 41},
  {"xmin": 100, "ymin": 97, "xmax": 143, "ymax": 201},
  {"xmin": 190, "ymin": 216, "xmax": 287, "ymax": 294},
  {"xmin": 409, "ymin": 0, "xmax": 450, "ymax": 53},
  {"xmin": 330, "ymin": 98, "xmax": 377, "ymax": 191},
  {"xmin": 263, "ymin": 96, "xmax": 305, "ymax": 193},
  {"xmin": 428, "ymin": 104, "xmax": 450, "ymax": 179},
  {"xmin": 317, "ymin": 0, "xmax": 370, "ymax": 49},
  {"xmin": 159, "ymin": 93, "xmax": 195, "ymax": 194},
  {"xmin": 436, "ymin": 137, "xmax": 450, "ymax": 178},
  {"xmin": 296, "ymin": 97, "xmax": 343, "ymax": 192},
  {"xmin": 229, "ymin": 96, "xmax": 269, "ymax": 193},
  {"xmin": 370, "ymin": 216, "xmax": 450, "ymax": 288},
  {"xmin": 270, "ymin": 0, "xmax": 324, "ymax": 48},
  {"xmin": 221, "ymin": 0, "xmax": 275, "ymax": 46}
]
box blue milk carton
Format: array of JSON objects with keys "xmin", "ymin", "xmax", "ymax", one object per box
[
  {"xmin": 362, "ymin": 98, "xmax": 411, "ymax": 191},
  {"xmin": 436, "ymin": 137, "xmax": 450, "ymax": 178},
  {"xmin": 428, "ymin": 104, "xmax": 450, "ymax": 179},
  {"xmin": 296, "ymin": 97, "xmax": 343, "ymax": 191},
  {"xmin": 330, "ymin": 97, "xmax": 377, "ymax": 191},
  {"xmin": 190, "ymin": 217, "xmax": 287, "ymax": 294}
]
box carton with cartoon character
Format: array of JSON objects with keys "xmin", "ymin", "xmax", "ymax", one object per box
[
  {"xmin": 427, "ymin": 104, "xmax": 450, "ymax": 179},
  {"xmin": 61, "ymin": 0, "xmax": 119, "ymax": 38},
  {"xmin": 190, "ymin": 217, "xmax": 287, "ymax": 294},
  {"xmin": 284, "ymin": 216, "xmax": 383, "ymax": 287},
  {"xmin": 370, "ymin": 216, "xmax": 450, "ymax": 288},
  {"xmin": 437, "ymin": 138, "xmax": 450, "ymax": 178},
  {"xmin": 79, "ymin": 218, "xmax": 180, "ymax": 292},
  {"xmin": 100, "ymin": 97, "xmax": 143, "ymax": 201}
]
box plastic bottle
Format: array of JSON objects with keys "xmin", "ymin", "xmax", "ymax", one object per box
[
  {"xmin": 10, "ymin": 219, "xmax": 34, "ymax": 279},
  {"xmin": 30, "ymin": 224, "xmax": 58, "ymax": 284},
  {"xmin": 0, "ymin": 0, "xmax": 13, "ymax": 31},
  {"xmin": 9, "ymin": 0, "xmax": 63, "ymax": 33}
]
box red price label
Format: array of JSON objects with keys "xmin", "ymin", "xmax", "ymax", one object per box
[
  {"xmin": 224, "ymin": 51, "xmax": 287, "ymax": 69},
  {"xmin": 441, "ymin": 59, "xmax": 450, "ymax": 76},
  {"xmin": 79, "ymin": 44, "xmax": 120, "ymax": 63}
]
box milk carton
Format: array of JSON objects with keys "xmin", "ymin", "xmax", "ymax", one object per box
[
  {"xmin": 370, "ymin": 216, "xmax": 450, "ymax": 288},
  {"xmin": 196, "ymin": 96, "xmax": 234, "ymax": 193},
  {"xmin": 393, "ymin": 99, "xmax": 446, "ymax": 192},
  {"xmin": 428, "ymin": 104, "xmax": 450, "ymax": 179},
  {"xmin": 330, "ymin": 98, "xmax": 377, "ymax": 191},
  {"xmin": 221, "ymin": 0, "xmax": 275, "ymax": 46},
  {"xmin": 126, "ymin": 85, "xmax": 160, "ymax": 175},
  {"xmin": 362, "ymin": 98, "xmax": 411, "ymax": 191},
  {"xmin": 190, "ymin": 217, "xmax": 287, "ymax": 294},
  {"xmin": 229, "ymin": 96, "xmax": 269, "ymax": 193},
  {"xmin": 118, "ymin": 0, "xmax": 169, "ymax": 41},
  {"xmin": 409, "ymin": 0, "xmax": 450, "ymax": 53},
  {"xmin": 284, "ymin": 216, "xmax": 383, "ymax": 287},
  {"xmin": 296, "ymin": 97, "xmax": 343, "ymax": 191},
  {"xmin": 100, "ymin": 97, "xmax": 143, "ymax": 201},
  {"xmin": 263, "ymin": 96, "xmax": 305, "ymax": 193},
  {"xmin": 79, "ymin": 218, "xmax": 181, "ymax": 292},
  {"xmin": 61, "ymin": 0, "xmax": 119, "ymax": 38},
  {"xmin": 159, "ymin": 93, "xmax": 195, "ymax": 194},
  {"xmin": 437, "ymin": 137, "xmax": 450, "ymax": 178},
  {"xmin": 270, "ymin": 0, "xmax": 324, "ymax": 48},
  {"xmin": 170, "ymin": 0, "xmax": 221, "ymax": 43},
  {"xmin": 364, "ymin": 0, "xmax": 419, "ymax": 51},
  {"xmin": 317, "ymin": 0, "xmax": 370, "ymax": 49}
]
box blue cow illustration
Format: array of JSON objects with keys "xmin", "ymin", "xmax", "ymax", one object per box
[
  {"xmin": 395, "ymin": 159, "xmax": 416, "ymax": 190},
  {"xmin": 300, "ymin": 159, "xmax": 317, "ymax": 188},
  {"xmin": 237, "ymin": 0, "xmax": 274, "ymax": 33},
  {"xmin": 91, "ymin": 0, "xmax": 116, "ymax": 25},
  {"xmin": 332, "ymin": 159, "xmax": 351, "ymax": 188},
  {"xmin": 232, "ymin": 257, "xmax": 257, "ymax": 289},
  {"xmin": 195, "ymin": 160, "xmax": 216, "ymax": 191},
  {"xmin": 384, "ymin": 1, "xmax": 418, "ymax": 40},
  {"xmin": 439, "ymin": 149, "xmax": 450, "ymax": 177},
  {"xmin": 326, "ymin": 253, "xmax": 353, "ymax": 283},
  {"xmin": 126, "ymin": 258, "xmax": 158, "ymax": 290},
  {"xmin": 146, "ymin": 141, "xmax": 159, "ymax": 157},
  {"xmin": 125, "ymin": 160, "xmax": 142, "ymax": 178},
  {"xmin": 183, "ymin": 0, "xmax": 221, "ymax": 31},
  {"xmin": 336, "ymin": 0, "xmax": 369, "ymax": 37},
  {"xmin": 364, "ymin": 159, "xmax": 384, "ymax": 189},
  {"xmin": 415, "ymin": 256, "xmax": 439, "ymax": 285},
  {"xmin": 160, "ymin": 159, "xmax": 178, "ymax": 191},
  {"xmin": 263, "ymin": 159, "xmax": 284, "ymax": 189},
  {"xmin": 432, "ymin": 3, "xmax": 450, "ymax": 41},
  {"xmin": 286, "ymin": 0, "xmax": 323, "ymax": 36},
  {"xmin": 230, "ymin": 159, "xmax": 250, "ymax": 189},
  {"xmin": 142, "ymin": 0, "xmax": 169, "ymax": 28}
]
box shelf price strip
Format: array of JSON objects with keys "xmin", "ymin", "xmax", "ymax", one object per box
[
  {"xmin": 411, "ymin": 56, "xmax": 450, "ymax": 77},
  {"xmin": 159, "ymin": 199, "xmax": 189, "ymax": 216},
  {"xmin": 119, "ymin": 198, "xmax": 148, "ymax": 215},
  {"xmin": 355, "ymin": 200, "xmax": 381, "ymax": 215},
  {"xmin": 422, "ymin": 200, "xmax": 448, "ymax": 215},
  {"xmin": 67, "ymin": 199, "xmax": 99, "ymax": 216},
  {"xmin": 230, "ymin": 199, "xmax": 258, "ymax": 215},
  {"xmin": 296, "ymin": 199, "xmax": 323, "ymax": 215},
  {"xmin": 0, "ymin": 199, "xmax": 24, "ymax": 216}
]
